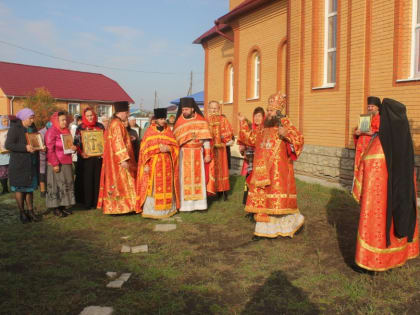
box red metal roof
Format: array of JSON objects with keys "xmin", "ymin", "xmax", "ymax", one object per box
[
  {"xmin": 0, "ymin": 61, "xmax": 134, "ymax": 103},
  {"xmin": 193, "ymin": 0, "xmax": 274, "ymax": 44},
  {"xmin": 193, "ymin": 24, "xmax": 231, "ymax": 44},
  {"xmin": 217, "ymin": 0, "xmax": 273, "ymax": 24}
]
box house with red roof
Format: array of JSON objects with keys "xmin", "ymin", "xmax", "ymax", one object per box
[{"xmin": 0, "ymin": 61, "xmax": 134, "ymax": 117}]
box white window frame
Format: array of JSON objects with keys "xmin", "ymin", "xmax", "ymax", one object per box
[
  {"xmin": 411, "ymin": 0, "xmax": 420, "ymax": 78},
  {"xmin": 254, "ymin": 53, "xmax": 260, "ymax": 99},
  {"xmin": 323, "ymin": 0, "xmax": 337, "ymax": 86},
  {"xmin": 97, "ymin": 104, "xmax": 112, "ymax": 118},
  {"xmin": 228, "ymin": 64, "xmax": 234, "ymax": 103},
  {"xmin": 68, "ymin": 103, "xmax": 80, "ymax": 115}
]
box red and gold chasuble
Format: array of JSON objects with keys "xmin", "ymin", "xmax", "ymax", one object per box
[
  {"xmin": 208, "ymin": 114, "xmax": 233, "ymax": 192},
  {"xmin": 239, "ymin": 117, "xmax": 304, "ymax": 221},
  {"xmin": 136, "ymin": 124, "xmax": 180, "ymax": 213},
  {"xmin": 353, "ymin": 113, "xmax": 380, "ymax": 178},
  {"xmin": 97, "ymin": 118, "xmax": 137, "ymax": 214},
  {"xmin": 174, "ymin": 114, "xmax": 215, "ymax": 199},
  {"xmin": 352, "ymin": 135, "xmax": 419, "ymax": 271}
]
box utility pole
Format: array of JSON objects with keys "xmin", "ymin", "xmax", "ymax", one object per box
[
  {"xmin": 154, "ymin": 90, "xmax": 158, "ymax": 109},
  {"xmin": 187, "ymin": 71, "xmax": 193, "ymax": 96}
]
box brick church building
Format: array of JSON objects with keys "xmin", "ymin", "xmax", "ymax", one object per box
[{"xmin": 194, "ymin": 0, "xmax": 420, "ymax": 187}]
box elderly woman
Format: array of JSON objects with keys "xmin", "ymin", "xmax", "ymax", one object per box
[
  {"xmin": 74, "ymin": 107, "xmax": 104, "ymax": 209},
  {"xmin": 5, "ymin": 108, "xmax": 41, "ymax": 223},
  {"xmin": 0, "ymin": 116, "xmax": 10, "ymax": 194},
  {"xmin": 45, "ymin": 111, "xmax": 76, "ymax": 217}
]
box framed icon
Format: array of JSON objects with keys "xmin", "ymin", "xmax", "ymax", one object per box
[
  {"xmin": 358, "ymin": 114, "xmax": 372, "ymax": 133},
  {"xmin": 25, "ymin": 132, "xmax": 45, "ymax": 151},
  {"xmin": 81, "ymin": 130, "xmax": 104, "ymax": 156},
  {"xmin": 0, "ymin": 130, "xmax": 9, "ymax": 154},
  {"xmin": 60, "ymin": 134, "xmax": 74, "ymax": 155}
]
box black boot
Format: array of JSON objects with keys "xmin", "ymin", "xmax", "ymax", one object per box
[
  {"xmin": 27, "ymin": 209, "xmax": 41, "ymax": 222},
  {"xmin": 61, "ymin": 207, "xmax": 73, "ymax": 215},
  {"xmin": 223, "ymin": 191, "xmax": 228, "ymax": 201},
  {"xmin": 19, "ymin": 211, "xmax": 31, "ymax": 224},
  {"xmin": 53, "ymin": 208, "xmax": 67, "ymax": 218},
  {"xmin": 217, "ymin": 192, "xmax": 222, "ymax": 200},
  {"xmin": 1, "ymin": 179, "xmax": 8, "ymax": 194}
]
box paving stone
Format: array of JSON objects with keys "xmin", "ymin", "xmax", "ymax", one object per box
[
  {"xmin": 105, "ymin": 272, "xmax": 117, "ymax": 278},
  {"xmin": 120, "ymin": 236, "xmax": 130, "ymax": 240},
  {"xmin": 120, "ymin": 245, "xmax": 131, "ymax": 253},
  {"xmin": 106, "ymin": 279, "xmax": 125, "ymax": 288},
  {"xmin": 131, "ymin": 245, "xmax": 148, "ymax": 253},
  {"xmin": 174, "ymin": 217, "xmax": 183, "ymax": 222},
  {"xmin": 79, "ymin": 306, "xmax": 114, "ymax": 315},
  {"xmin": 153, "ymin": 224, "xmax": 177, "ymax": 232},
  {"xmin": 118, "ymin": 273, "xmax": 131, "ymax": 282}
]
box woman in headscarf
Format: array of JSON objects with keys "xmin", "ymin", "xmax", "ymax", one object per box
[
  {"xmin": 74, "ymin": 107, "xmax": 104, "ymax": 209},
  {"xmin": 239, "ymin": 106, "xmax": 265, "ymax": 205},
  {"xmin": 0, "ymin": 115, "xmax": 10, "ymax": 194},
  {"xmin": 45, "ymin": 111, "xmax": 76, "ymax": 217},
  {"xmin": 5, "ymin": 108, "xmax": 41, "ymax": 223}
]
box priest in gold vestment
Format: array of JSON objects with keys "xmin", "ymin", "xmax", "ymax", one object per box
[
  {"xmin": 136, "ymin": 108, "xmax": 180, "ymax": 218},
  {"xmin": 207, "ymin": 100, "xmax": 234, "ymax": 201},
  {"xmin": 238, "ymin": 92, "xmax": 304, "ymax": 239},
  {"xmin": 97, "ymin": 101, "xmax": 137, "ymax": 214}
]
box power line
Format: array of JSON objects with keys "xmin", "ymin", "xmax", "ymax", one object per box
[{"xmin": 0, "ymin": 39, "xmax": 199, "ymax": 75}]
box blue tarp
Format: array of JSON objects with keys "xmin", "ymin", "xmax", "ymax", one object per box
[{"xmin": 170, "ymin": 91, "xmax": 204, "ymax": 106}]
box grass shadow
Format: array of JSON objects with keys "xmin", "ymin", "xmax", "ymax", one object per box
[
  {"xmin": 242, "ymin": 270, "xmax": 320, "ymax": 314},
  {"xmin": 326, "ymin": 188, "xmax": 360, "ymax": 268}
]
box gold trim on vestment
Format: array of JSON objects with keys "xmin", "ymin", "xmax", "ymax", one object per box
[
  {"xmin": 355, "ymin": 253, "xmax": 419, "ymax": 271},
  {"xmin": 254, "ymin": 218, "xmax": 305, "ymax": 238},
  {"xmin": 363, "ymin": 153, "xmax": 385, "ymax": 161},
  {"xmin": 357, "ymin": 233, "xmax": 418, "ymax": 254},
  {"xmin": 141, "ymin": 209, "xmax": 178, "ymax": 219},
  {"xmin": 245, "ymin": 207, "xmax": 300, "ymax": 215},
  {"xmin": 116, "ymin": 148, "xmax": 127, "ymax": 155}
]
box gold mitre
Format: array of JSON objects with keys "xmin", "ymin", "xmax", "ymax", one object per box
[{"xmin": 267, "ymin": 91, "xmax": 287, "ymax": 111}]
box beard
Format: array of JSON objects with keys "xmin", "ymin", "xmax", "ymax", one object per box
[
  {"xmin": 183, "ymin": 110, "xmax": 194, "ymax": 119},
  {"xmin": 263, "ymin": 116, "xmax": 281, "ymax": 128}
]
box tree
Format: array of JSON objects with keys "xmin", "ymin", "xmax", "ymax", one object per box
[{"xmin": 23, "ymin": 87, "xmax": 61, "ymax": 129}]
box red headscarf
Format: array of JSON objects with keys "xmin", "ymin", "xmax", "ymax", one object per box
[
  {"xmin": 82, "ymin": 107, "xmax": 98, "ymax": 128},
  {"xmin": 50, "ymin": 112, "xmax": 70, "ymax": 134}
]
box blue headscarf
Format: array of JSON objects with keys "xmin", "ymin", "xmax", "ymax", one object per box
[{"xmin": 0, "ymin": 116, "xmax": 10, "ymax": 130}]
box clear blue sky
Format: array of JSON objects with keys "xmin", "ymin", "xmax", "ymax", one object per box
[{"xmin": 0, "ymin": 0, "xmax": 228, "ymax": 110}]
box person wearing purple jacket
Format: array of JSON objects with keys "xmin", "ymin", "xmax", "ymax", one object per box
[{"xmin": 45, "ymin": 112, "xmax": 76, "ymax": 217}]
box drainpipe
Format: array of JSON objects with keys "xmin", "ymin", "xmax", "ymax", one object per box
[
  {"xmin": 214, "ymin": 20, "xmax": 233, "ymax": 42},
  {"xmin": 9, "ymin": 96, "xmax": 15, "ymax": 115}
]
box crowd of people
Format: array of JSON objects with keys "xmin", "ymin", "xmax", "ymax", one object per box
[{"xmin": 0, "ymin": 91, "xmax": 418, "ymax": 272}]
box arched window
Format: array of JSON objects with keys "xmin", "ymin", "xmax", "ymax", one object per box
[
  {"xmin": 247, "ymin": 49, "xmax": 261, "ymax": 99},
  {"xmin": 254, "ymin": 53, "xmax": 260, "ymax": 98},
  {"xmin": 225, "ymin": 63, "xmax": 234, "ymax": 103}
]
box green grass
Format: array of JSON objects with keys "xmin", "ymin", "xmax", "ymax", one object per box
[{"xmin": 0, "ymin": 177, "xmax": 419, "ymax": 314}]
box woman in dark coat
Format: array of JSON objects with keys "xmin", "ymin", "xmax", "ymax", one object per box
[
  {"xmin": 5, "ymin": 108, "xmax": 41, "ymax": 223},
  {"xmin": 73, "ymin": 107, "xmax": 104, "ymax": 209}
]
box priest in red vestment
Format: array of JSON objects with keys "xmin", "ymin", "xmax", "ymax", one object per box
[
  {"xmin": 352, "ymin": 98, "xmax": 418, "ymax": 271},
  {"xmin": 136, "ymin": 108, "xmax": 180, "ymax": 218},
  {"xmin": 352, "ymin": 96, "xmax": 380, "ymax": 198},
  {"xmin": 238, "ymin": 91, "xmax": 304, "ymax": 239},
  {"xmin": 97, "ymin": 101, "xmax": 137, "ymax": 214},
  {"xmin": 207, "ymin": 100, "xmax": 234, "ymax": 201},
  {"xmin": 173, "ymin": 97, "xmax": 214, "ymax": 212}
]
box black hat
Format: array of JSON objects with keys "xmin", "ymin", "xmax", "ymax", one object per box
[
  {"xmin": 154, "ymin": 108, "xmax": 167, "ymax": 119},
  {"xmin": 179, "ymin": 97, "xmax": 196, "ymax": 108},
  {"xmin": 367, "ymin": 96, "xmax": 381, "ymax": 108},
  {"xmin": 114, "ymin": 101, "xmax": 129, "ymax": 113}
]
